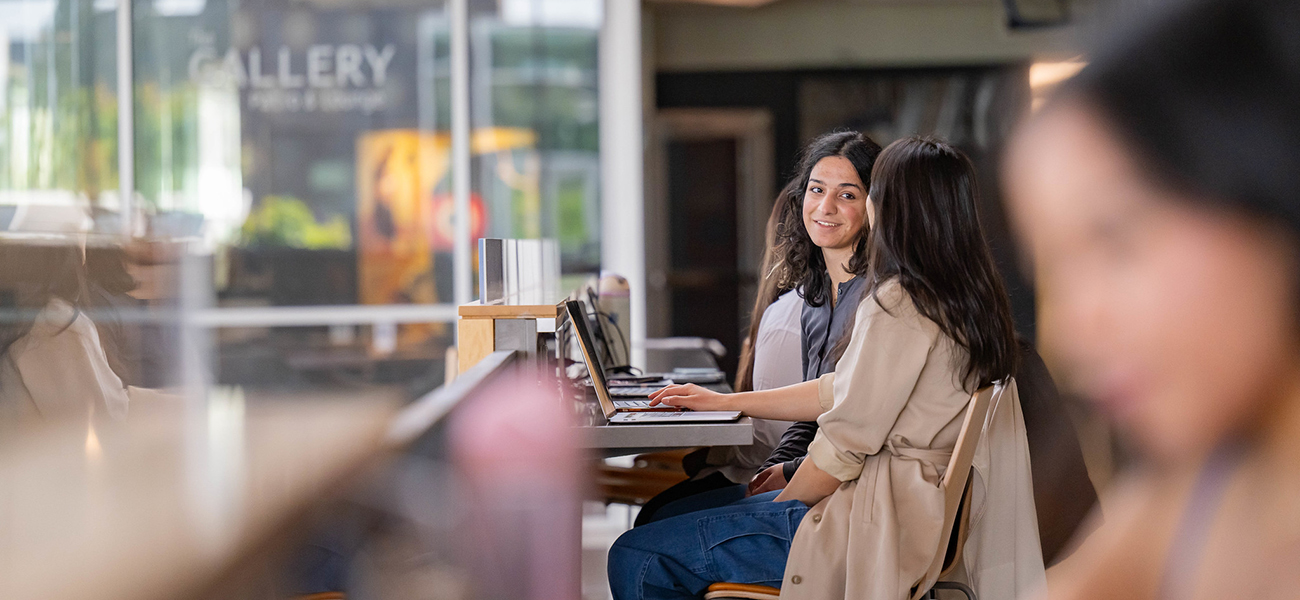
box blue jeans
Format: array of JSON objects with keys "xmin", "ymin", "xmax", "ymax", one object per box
[{"xmin": 608, "ymin": 491, "xmax": 808, "ymax": 600}]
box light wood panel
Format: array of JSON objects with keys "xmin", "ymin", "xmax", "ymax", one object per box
[
  {"xmin": 457, "ymin": 317, "xmax": 495, "ymax": 373},
  {"xmin": 457, "ymin": 301, "xmax": 560, "ymax": 319}
]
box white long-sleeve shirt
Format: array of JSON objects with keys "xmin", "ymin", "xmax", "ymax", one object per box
[{"xmin": 708, "ymin": 289, "xmax": 802, "ymax": 483}]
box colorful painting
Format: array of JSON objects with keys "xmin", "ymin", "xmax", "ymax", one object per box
[{"xmin": 356, "ymin": 130, "xmax": 446, "ymax": 348}]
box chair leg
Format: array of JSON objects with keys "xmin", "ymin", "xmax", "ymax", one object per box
[{"xmin": 928, "ymin": 581, "xmax": 976, "ymax": 600}]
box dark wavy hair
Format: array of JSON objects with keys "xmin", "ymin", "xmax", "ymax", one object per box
[
  {"xmin": 866, "ymin": 136, "xmax": 1018, "ymax": 388},
  {"xmin": 773, "ymin": 131, "xmax": 883, "ymax": 307}
]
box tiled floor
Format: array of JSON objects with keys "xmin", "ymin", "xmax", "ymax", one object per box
[{"xmin": 582, "ymin": 501, "xmax": 638, "ymax": 600}]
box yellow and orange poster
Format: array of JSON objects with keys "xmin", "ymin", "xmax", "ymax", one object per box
[{"xmin": 356, "ymin": 130, "xmax": 445, "ymax": 347}]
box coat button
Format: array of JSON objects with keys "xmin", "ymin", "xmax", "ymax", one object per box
[
  {"xmin": 791, "ymin": 576, "xmax": 803, "ymax": 585},
  {"xmin": 812, "ymin": 514, "xmax": 822, "ymax": 523}
]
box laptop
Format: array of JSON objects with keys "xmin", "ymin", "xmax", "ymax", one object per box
[
  {"xmin": 563, "ymin": 300, "xmax": 741, "ymax": 424},
  {"xmin": 577, "ymin": 286, "xmax": 726, "ymax": 389}
]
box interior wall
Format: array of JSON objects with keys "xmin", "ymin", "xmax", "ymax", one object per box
[
  {"xmin": 656, "ymin": 67, "xmax": 1039, "ymax": 342},
  {"xmin": 650, "ymin": 0, "xmax": 1081, "ymax": 73},
  {"xmin": 645, "ymin": 0, "xmax": 1085, "ymax": 346}
]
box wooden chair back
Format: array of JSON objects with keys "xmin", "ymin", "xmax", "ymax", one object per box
[{"xmin": 908, "ymin": 384, "xmax": 997, "ymax": 600}]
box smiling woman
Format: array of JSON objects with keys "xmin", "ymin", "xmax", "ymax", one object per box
[
  {"xmin": 772, "ymin": 131, "xmax": 880, "ymax": 309},
  {"xmin": 801, "ymin": 156, "xmax": 869, "ymax": 295},
  {"xmin": 622, "ymin": 136, "xmax": 1041, "ymax": 600}
]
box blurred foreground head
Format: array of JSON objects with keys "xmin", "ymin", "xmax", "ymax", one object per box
[{"xmin": 1005, "ymin": 0, "xmax": 1300, "ymax": 462}]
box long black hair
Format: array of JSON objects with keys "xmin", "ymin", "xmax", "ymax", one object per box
[
  {"xmin": 1062, "ymin": 0, "xmax": 1300, "ymax": 240},
  {"xmin": 0, "ymin": 241, "xmax": 137, "ymax": 384},
  {"xmin": 866, "ymin": 136, "xmax": 1018, "ymax": 388},
  {"xmin": 0, "ymin": 242, "xmax": 89, "ymax": 357},
  {"xmin": 773, "ymin": 131, "xmax": 883, "ymax": 307}
]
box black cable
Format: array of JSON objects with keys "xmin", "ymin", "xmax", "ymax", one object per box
[
  {"xmin": 595, "ymin": 309, "xmax": 637, "ymax": 376},
  {"xmin": 582, "ymin": 288, "xmax": 619, "ymax": 368},
  {"xmin": 596, "ymin": 310, "xmax": 630, "ymax": 363}
]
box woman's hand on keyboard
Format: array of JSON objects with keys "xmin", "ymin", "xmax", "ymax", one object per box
[{"xmin": 648, "ymin": 383, "xmax": 727, "ymax": 411}]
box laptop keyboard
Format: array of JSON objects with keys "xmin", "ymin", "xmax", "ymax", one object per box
[
  {"xmin": 613, "ymin": 400, "xmax": 654, "ymax": 408},
  {"xmin": 608, "ymin": 386, "xmax": 665, "ymax": 397}
]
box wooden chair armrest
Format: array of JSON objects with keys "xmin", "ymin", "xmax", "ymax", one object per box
[{"xmin": 704, "ymin": 582, "xmax": 781, "ymax": 600}]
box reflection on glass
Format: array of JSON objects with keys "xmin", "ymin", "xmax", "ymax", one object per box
[
  {"xmin": 469, "ymin": 4, "xmax": 601, "ymax": 272},
  {"xmin": 2, "ymin": 0, "xmax": 120, "ymax": 232},
  {"xmin": 1, "ymin": 240, "xmax": 131, "ymax": 422},
  {"xmin": 3, "ymin": 0, "xmax": 603, "ymax": 406},
  {"xmin": 130, "ymin": 0, "xmax": 602, "ymax": 307},
  {"xmin": 216, "ymin": 323, "xmax": 451, "ymax": 392}
]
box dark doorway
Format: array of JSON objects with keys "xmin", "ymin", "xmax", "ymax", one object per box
[
  {"xmin": 667, "ymin": 139, "xmax": 741, "ymax": 379},
  {"xmin": 657, "ymin": 67, "xmax": 1038, "ymax": 342}
]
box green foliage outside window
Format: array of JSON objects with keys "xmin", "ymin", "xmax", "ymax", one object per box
[{"xmin": 239, "ymin": 195, "xmax": 352, "ymax": 250}]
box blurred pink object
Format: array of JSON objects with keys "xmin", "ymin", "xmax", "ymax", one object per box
[{"xmin": 449, "ymin": 369, "xmax": 583, "ymax": 600}]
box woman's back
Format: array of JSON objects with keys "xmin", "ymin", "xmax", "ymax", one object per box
[
  {"xmin": 752, "ymin": 290, "xmax": 804, "ymax": 392},
  {"xmin": 785, "ymin": 279, "xmax": 975, "ymax": 600}
]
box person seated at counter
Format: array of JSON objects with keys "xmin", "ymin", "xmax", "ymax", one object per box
[
  {"xmin": 607, "ymin": 136, "xmax": 1044, "ymax": 600},
  {"xmin": 635, "ymin": 131, "xmax": 883, "ymax": 525},
  {"xmin": 634, "ymin": 130, "xmax": 1096, "ymax": 566}
]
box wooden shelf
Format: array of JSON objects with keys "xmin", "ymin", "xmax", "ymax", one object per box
[{"xmin": 457, "ymin": 300, "xmax": 561, "ymax": 319}]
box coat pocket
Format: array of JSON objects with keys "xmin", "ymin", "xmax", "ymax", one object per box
[{"xmin": 851, "ymin": 456, "xmax": 882, "ymax": 524}]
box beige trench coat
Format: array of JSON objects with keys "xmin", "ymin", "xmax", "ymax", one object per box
[{"xmin": 780, "ymin": 280, "xmax": 1044, "ymax": 600}]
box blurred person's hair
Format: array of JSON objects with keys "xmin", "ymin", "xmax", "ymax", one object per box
[
  {"xmin": 85, "ymin": 246, "xmax": 138, "ymax": 297},
  {"xmin": 867, "ymin": 136, "xmax": 1019, "ymax": 388},
  {"xmin": 0, "ymin": 242, "xmax": 91, "ymax": 356},
  {"xmin": 1062, "ymin": 0, "xmax": 1300, "ymax": 242},
  {"xmin": 773, "ymin": 131, "xmax": 883, "ymax": 307},
  {"xmin": 734, "ymin": 180, "xmax": 802, "ymax": 393},
  {"xmin": 0, "ymin": 242, "xmax": 136, "ymax": 383},
  {"xmin": 84, "ymin": 246, "xmax": 142, "ymax": 385}
]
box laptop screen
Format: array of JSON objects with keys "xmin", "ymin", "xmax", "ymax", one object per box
[{"xmin": 565, "ymin": 300, "xmax": 618, "ymax": 418}]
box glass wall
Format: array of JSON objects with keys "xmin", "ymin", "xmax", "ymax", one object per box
[
  {"xmin": 2, "ymin": 0, "xmax": 119, "ymax": 230},
  {"xmin": 468, "ymin": 0, "xmax": 600, "ymax": 272},
  {"xmin": 1, "ymin": 0, "xmax": 601, "ymax": 412}
]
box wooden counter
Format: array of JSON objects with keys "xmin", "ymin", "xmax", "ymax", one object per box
[
  {"xmin": 457, "ymin": 299, "xmax": 561, "ymax": 373},
  {"xmin": 0, "ymin": 394, "xmax": 398, "ymax": 600}
]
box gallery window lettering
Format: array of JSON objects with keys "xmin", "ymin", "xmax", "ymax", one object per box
[
  {"xmin": 186, "ymin": 42, "xmax": 400, "ymax": 114},
  {"xmin": 188, "ymin": 44, "xmax": 398, "ymax": 89}
]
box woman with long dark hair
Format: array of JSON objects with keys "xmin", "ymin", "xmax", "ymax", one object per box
[
  {"xmin": 634, "ymin": 132, "xmax": 883, "ymax": 524},
  {"xmin": 632, "ymin": 183, "xmax": 806, "ymax": 526},
  {"xmin": 744, "ymin": 131, "xmax": 884, "ymax": 494},
  {"xmin": 1004, "ymin": 0, "xmax": 1300, "ymax": 596},
  {"xmin": 735, "ymin": 179, "xmax": 805, "ymax": 396},
  {"xmin": 608, "ymin": 136, "xmax": 1043, "ymax": 600}
]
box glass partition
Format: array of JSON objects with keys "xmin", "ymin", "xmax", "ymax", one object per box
[
  {"xmin": 2, "ymin": 0, "xmax": 603, "ymax": 415},
  {"xmin": 2, "ymin": 0, "xmax": 120, "ymax": 232}
]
